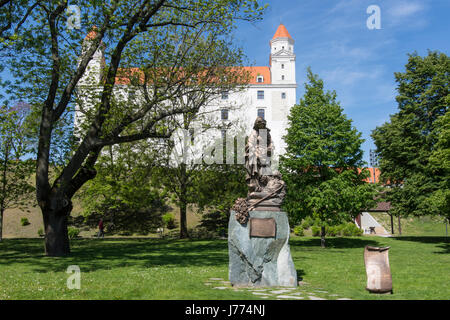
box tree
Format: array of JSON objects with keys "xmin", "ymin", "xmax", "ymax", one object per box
[
  {"xmin": 280, "ymin": 68, "xmax": 377, "ymax": 248},
  {"xmin": 372, "ymin": 51, "xmax": 449, "ymax": 222},
  {"xmin": 0, "ymin": 104, "xmax": 34, "ymax": 241},
  {"xmin": 75, "ymin": 141, "xmax": 170, "ymax": 235},
  {"xmin": 195, "ymin": 161, "xmax": 247, "ymax": 237},
  {"xmin": 428, "ymin": 109, "xmax": 450, "ymax": 222},
  {"xmin": 153, "ymin": 87, "xmax": 248, "ymax": 238},
  {"xmin": 0, "ymin": 0, "xmax": 266, "ymax": 256}
]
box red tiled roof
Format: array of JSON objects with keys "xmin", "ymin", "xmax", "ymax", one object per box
[
  {"xmin": 113, "ymin": 66, "xmax": 271, "ymax": 85},
  {"xmin": 243, "ymin": 66, "xmax": 271, "ymax": 84},
  {"xmin": 360, "ymin": 167, "xmax": 381, "ymax": 184},
  {"xmin": 370, "ymin": 201, "xmax": 391, "ymax": 212},
  {"xmin": 85, "ymin": 26, "xmax": 99, "ymax": 40},
  {"xmin": 272, "ymin": 24, "xmax": 292, "ymax": 40}
]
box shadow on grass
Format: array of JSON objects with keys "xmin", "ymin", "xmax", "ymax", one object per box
[
  {"xmin": 0, "ymin": 238, "xmax": 230, "ymax": 273},
  {"xmin": 391, "ymin": 236, "xmax": 449, "ymax": 254},
  {"xmin": 290, "ymin": 237, "xmax": 381, "ymax": 249}
]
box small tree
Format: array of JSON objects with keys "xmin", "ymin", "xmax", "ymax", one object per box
[
  {"xmin": 77, "ymin": 141, "xmax": 170, "ymax": 235},
  {"xmin": 0, "ymin": 104, "xmax": 34, "ymax": 241},
  {"xmin": 153, "ymin": 91, "xmax": 248, "ymax": 239},
  {"xmin": 280, "ymin": 68, "xmax": 376, "ymax": 248}
]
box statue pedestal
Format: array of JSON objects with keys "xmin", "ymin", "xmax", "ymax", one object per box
[{"xmin": 228, "ymin": 210, "xmax": 297, "ymax": 287}]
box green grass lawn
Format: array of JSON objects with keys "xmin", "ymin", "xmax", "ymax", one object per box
[{"xmin": 0, "ymin": 236, "xmax": 448, "ymax": 300}]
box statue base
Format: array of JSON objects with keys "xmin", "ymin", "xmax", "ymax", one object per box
[
  {"xmin": 228, "ymin": 210, "xmax": 297, "ymax": 287},
  {"xmin": 248, "ymin": 199, "xmax": 282, "ymax": 211}
]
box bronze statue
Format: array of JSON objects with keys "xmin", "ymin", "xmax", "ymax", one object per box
[
  {"xmin": 245, "ymin": 116, "xmax": 274, "ymax": 192},
  {"xmin": 233, "ymin": 117, "xmax": 286, "ymax": 224}
]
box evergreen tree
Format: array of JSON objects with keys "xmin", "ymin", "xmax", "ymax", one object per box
[{"xmin": 280, "ymin": 68, "xmax": 376, "ymax": 247}]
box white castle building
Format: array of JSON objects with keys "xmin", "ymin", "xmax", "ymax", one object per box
[{"xmin": 75, "ymin": 24, "xmax": 297, "ymax": 165}]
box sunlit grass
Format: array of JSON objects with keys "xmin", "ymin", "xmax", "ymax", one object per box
[{"xmin": 0, "ymin": 236, "xmax": 448, "ymax": 300}]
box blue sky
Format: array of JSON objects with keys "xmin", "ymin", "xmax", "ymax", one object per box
[{"xmin": 233, "ymin": 0, "xmax": 450, "ymax": 165}]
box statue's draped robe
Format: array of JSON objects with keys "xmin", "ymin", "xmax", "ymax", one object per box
[{"xmin": 245, "ymin": 128, "xmax": 273, "ymax": 192}]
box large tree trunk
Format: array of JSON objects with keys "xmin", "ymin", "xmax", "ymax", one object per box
[
  {"xmin": 397, "ymin": 215, "xmax": 402, "ymax": 235},
  {"xmin": 320, "ymin": 226, "xmax": 326, "ymax": 248},
  {"xmin": 179, "ymin": 202, "xmax": 188, "ymax": 239},
  {"xmin": 42, "ymin": 201, "xmax": 72, "ymax": 256}
]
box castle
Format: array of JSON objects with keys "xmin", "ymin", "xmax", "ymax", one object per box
[{"xmin": 75, "ymin": 24, "xmax": 297, "ymax": 163}]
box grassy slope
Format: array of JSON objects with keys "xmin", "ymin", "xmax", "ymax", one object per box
[
  {"xmin": 370, "ymin": 212, "xmax": 447, "ymax": 236},
  {"xmin": 3, "ymin": 201, "xmax": 201, "ymax": 238},
  {"xmin": 0, "ymin": 236, "xmax": 448, "ymax": 300}
]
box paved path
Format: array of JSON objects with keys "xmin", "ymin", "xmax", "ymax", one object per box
[{"xmin": 206, "ymin": 278, "xmax": 352, "ymax": 300}]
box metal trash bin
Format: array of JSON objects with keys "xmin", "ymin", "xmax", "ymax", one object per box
[{"xmin": 364, "ymin": 246, "xmax": 393, "ymax": 294}]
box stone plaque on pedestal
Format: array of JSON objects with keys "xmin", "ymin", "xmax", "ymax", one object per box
[
  {"xmin": 249, "ymin": 218, "xmax": 276, "ymax": 238},
  {"xmin": 228, "ymin": 210, "xmax": 297, "ymax": 287}
]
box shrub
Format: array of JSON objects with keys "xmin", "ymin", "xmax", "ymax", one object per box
[
  {"xmin": 293, "ymin": 225, "xmax": 304, "ymax": 236},
  {"xmin": 187, "ymin": 227, "xmax": 219, "ymax": 240},
  {"xmin": 342, "ymin": 223, "xmax": 363, "ymax": 236},
  {"xmin": 68, "ymin": 227, "xmax": 80, "ymax": 239},
  {"xmin": 300, "ymin": 216, "xmax": 314, "ymax": 230},
  {"xmin": 162, "ymin": 213, "xmax": 177, "ymax": 230},
  {"xmin": 37, "ymin": 228, "xmax": 44, "ymax": 237},
  {"xmin": 311, "ymin": 225, "xmax": 321, "ymax": 237},
  {"xmin": 20, "ymin": 217, "xmax": 30, "ymax": 226},
  {"xmin": 327, "ymin": 225, "xmax": 338, "ymax": 237},
  {"xmin": 335, "ymin": 224, "xmax": 344, "ymax": 236}
]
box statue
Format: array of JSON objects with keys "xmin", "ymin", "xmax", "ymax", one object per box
[
  {"xmin": 245, "ymin": 116, "xmax": 274, "ymax": 192},
  {"xmin": 228, "ymin": 118, "xmax": 297, "ymax": 288},
  {"xmin": 233, "ymin": 117, "xmax": 286, "ymax": 224}
]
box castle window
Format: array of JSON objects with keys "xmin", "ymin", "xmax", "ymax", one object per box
[
  {"xmin": 282, "ymin": 46, "xmax": 284, "ymax": 50},
  {"xmin": 257, "ymin": 90, "xmax": 264, "ymax": 100},
  {"xmin": 281, "ymin": 92, "xmax": 286, "ymax": 99},
  {"xmin": 256, "ymin": 75, "xmax": 264, "ymax": 83},
  {"xmin": 281, "ymin": 75, "xmax": 285, "ymax": 80},
  {"xmin": 221, "ymin": 90, "xmax": 229, "ymax": 100},
  {"xmin": 257, "ymin": 108, "xmax": 265, "ymax": 119},
  {"xmin": 281, "ymin": 64, "xmax": 284, "ymax": 69},
  {"xmin": 221, "ymin": 109, "xmax": 229, "ymax": 120}
]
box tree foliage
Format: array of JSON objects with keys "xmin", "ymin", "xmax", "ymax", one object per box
[
  {"xmin": 75, "ymin": 141, "xmax": 170, "ymax": 235},
  {"xmin": 0, "ymin": 0, "xmax": 266, "ymax": 255},
  {"xmin": 280, "ymin": 68, "xmax": 377, "ymax": 247},
  {"xmin": 372, "ymin": 51, "xmax": 449, "ymax": 220}
]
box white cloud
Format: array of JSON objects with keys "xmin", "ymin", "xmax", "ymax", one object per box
[
  {"xmin": 389, "ymin": 1, "xmax": 424, "ymax": 18},
  {"xmin": 322, "ymin": 66, "xmax": 383, "ymax": 86}
]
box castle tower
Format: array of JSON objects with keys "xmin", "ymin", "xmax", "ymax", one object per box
[
  {"xmin": 78, "ymin": 26, "xmax": 105, "ymax": 87},
  {"xmin": 269, "ymin": 24, "xmax": 296, "ymax": 85},
  {"xmin": 75, "ymin": 26, "xmax": 105, "ymax": 131}
]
